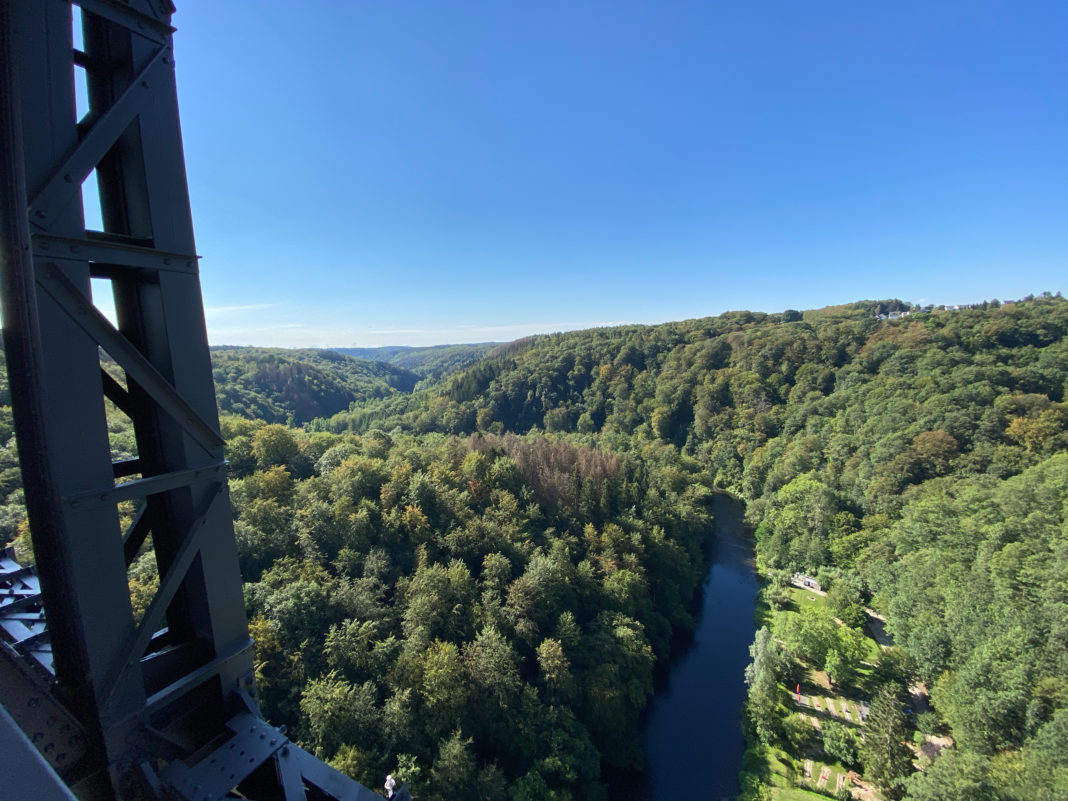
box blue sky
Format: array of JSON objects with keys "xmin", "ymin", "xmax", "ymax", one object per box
[{"xmin": 155, "ymin": 1, "xmax": 1065, "ymax": 347}]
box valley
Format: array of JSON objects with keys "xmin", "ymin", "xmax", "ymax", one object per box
[{"xmin": 2, "ymin": 295, "xmax": 1065, "ymax": 800}]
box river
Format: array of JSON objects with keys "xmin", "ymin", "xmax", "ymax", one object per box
[{"xmin": 609, "ymin": 493, "xmax": 757, "ymax": 800}]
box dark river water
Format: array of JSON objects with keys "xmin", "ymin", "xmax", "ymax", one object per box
[{"xmin": 608, "ymin": 493, "xmax": 756, "ymax": 800}]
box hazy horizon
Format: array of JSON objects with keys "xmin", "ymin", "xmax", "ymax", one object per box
[{"xmin": 195, "ymin": 293, "xmax": 1050, "ymax": 351}]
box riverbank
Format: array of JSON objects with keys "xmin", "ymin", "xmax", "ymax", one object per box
[
  {"xmin": 736, "ymin": 570, "xmax": 886, "ymax": 801},
  {"xmin": 609, "ymin": 493, "xmax": 757, "ymax": 801}
]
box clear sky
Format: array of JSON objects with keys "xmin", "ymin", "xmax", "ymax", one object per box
[{"xmin": 157, "ymin": 1, "xmax": 1066, "ymax": 347}]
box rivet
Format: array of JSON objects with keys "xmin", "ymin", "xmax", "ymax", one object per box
[
  {"xmin": 141, "ymin": 81, "xmax": 149, "ymax": 89},
  {"xmin": 64, "ymin": 174, "xmax": 73, "ymax": 183}
]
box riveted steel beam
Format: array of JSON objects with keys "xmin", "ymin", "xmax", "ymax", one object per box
[
  {"xmin": 2, "ymin": 3, "xmax": 377, "ymax": 798},
  {"xmin": 28, "ymin": 47, "xmax": 170, "ymax": 229},
  {"xmin": 35, "ymin": 263, "xmax": 224, "ymax": 454},
  {"xmin": 34, "ymin": 233, "xmax": 198, "ymax": 275}
]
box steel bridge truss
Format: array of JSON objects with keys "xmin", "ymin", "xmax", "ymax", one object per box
[{"xmin": 0, "ymin": 2, "xmax": 380, "ymax": 799}]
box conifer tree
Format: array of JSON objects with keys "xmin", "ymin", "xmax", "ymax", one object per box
[{"xmin": 860, "ymin": 687, "xmax": 913, "ymax": 799}]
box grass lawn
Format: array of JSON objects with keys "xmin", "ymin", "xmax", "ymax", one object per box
[
  {"xmin": 862, "ymin": 633, "xmax": 882, "ymax": 663},
  {"xmin": 789, "ymin": 586, "xmax": 830, "ymax": 612},
  {"xmin": 773, "ymin": 786, "xmax": 836, "ymax": 801}
]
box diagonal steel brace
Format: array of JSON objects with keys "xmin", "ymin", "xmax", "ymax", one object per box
[
  {"xmin": 35, "ymin": 262, "xmax": 224, "ymax": 453},
  {"xmin": 28, "ymin": 45, "xmax": 170, "ymax": 229}
]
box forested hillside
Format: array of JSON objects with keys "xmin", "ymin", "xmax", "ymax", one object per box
[
  {"xmin": 225, "ymin": 424, "xmax": 711, "ymax": 799},
  {"xmin": 311, "ymin": 295, "xmax": 1068, "ymax": 800},
  {"xmin": 330, "ymin": 343, "xmax": 497, "ymax": 383},
  {"xmin": 0, "ymin": 345, "xmax": 717, "ymax": 800},
  {"xmin": 211, "ymin": 347, "xmax": 418, "ymax": 424},
  {"xmin": 1, "ymin": 295, "xmax": 1066, "ymax": 800}
]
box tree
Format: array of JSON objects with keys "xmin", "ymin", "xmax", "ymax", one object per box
[
  {"xmin": 252, "ymin": 423, "xmax": 301, "ymax": 469},
  {"xmin": 504, "ymin": 553, "xmax": 572, "ymax": 646},
  {"xmin": 420, "ymin": 640, "xmax": 468, "ymax": 735},
  {"xmin": 903, "ymin": 749, "xmax": 996, "ymax": 801},
  {"xmin": 1018, "ymin": 709, "xmax": 1068, "ymax": 801},
  {"xmin": 871, "ymin": 646, "xmax": 913, "ymax": 693},
  {"xmin": 402, "ymin": 561, "xmax": 475, "ymax": 644},
  {"xmin": 933, "ymin": 633, "xmax": 1029, "ymax": 753},
  {"xmin": 824, "ymin": 625, "xmax": 868, "ymax": 688},
  {"xmin": 821, "ymin": 720, "xmax": 859, "ymax": 767},
  {"xmin": 583, "ymin": 612, "xmax": 655, "ymax": 767},
  {"xmin": 746, "ymin": 626, "xmax": 791, "ymax": 685},
  {"xmin": 536, "ymin": 637, "xmax": 573, "ymax": 699},
  {"xmin": 745, "ymin": 628, "xmax": 785, "ymax": 746},
  {"xmin": 1006, "ymin": 407, "xmax": 1066, "ymax": 454},
  {"xmin": 778, "ymin": 605, "xmax": 836, "ymax": 667},
  {"xmin": 859, "ymin": 686, "xmax": 913, "ymax": 799},
  {"xmin": 300, "ymin": 674, "xmax": 380, "ymax": 759},
  {"xmin": 428, "ymin": 730, "xmax": 476, "ymax": 800},
  {"xmin": 907, "ymin": 624, "xmax": 951, "ymax": 685},
  {"xmin": 462, "ymin": 626, "xmax": 521, "ymax": 712},
  {"xmin": 762, "ymin": 473, "xmax": 837, "ymax": 570},
  {"xmin": 907, "ymin": 430, "xmax": 959, "ymax": 480},
  {"xmin": 827, "ymin": 580, "xmax": 866, "ymax": 629},
  {"xmin": 250, "ymin": 574, "xmax": 337, "ymax": 655}
]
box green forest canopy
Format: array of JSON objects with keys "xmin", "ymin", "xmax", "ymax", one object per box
[
  {"xmin": 1, "ymin": 294, "xmax": 1065, "ymax": 800},
  {"xmin": 211, "ymin": 347, "xmax": 419, "ymax": 425},
  {"xmin": 329, "ymin": 343, "xmax": 497, "ymax": 383}
]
